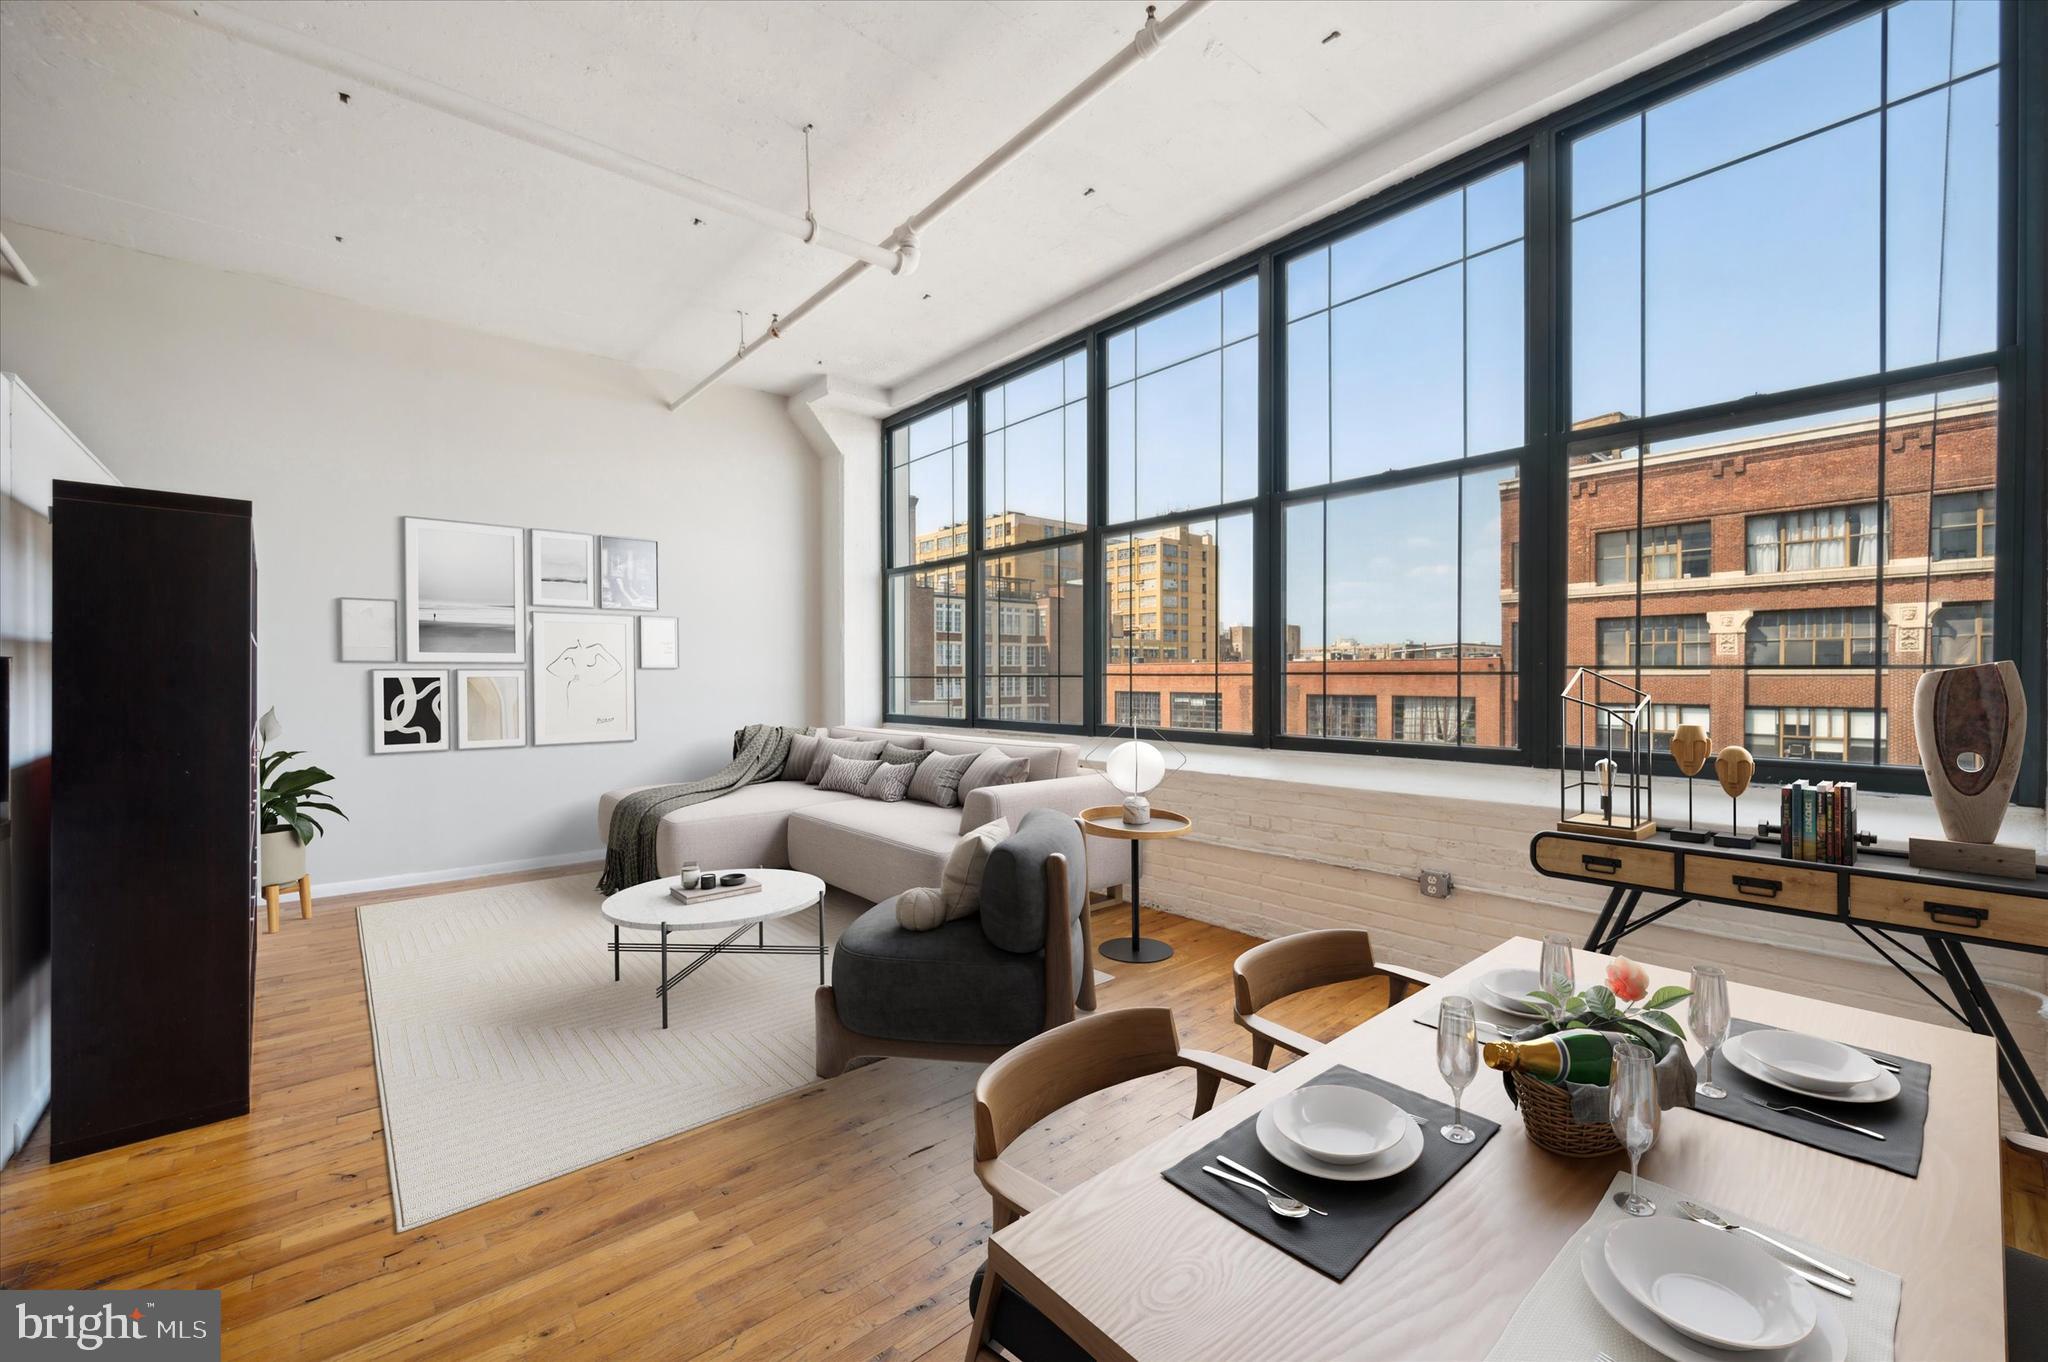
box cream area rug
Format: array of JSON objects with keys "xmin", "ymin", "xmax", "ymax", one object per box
[{"xmin": 356, "ymin": 874, "xmax": 860, "ymax": 1230}]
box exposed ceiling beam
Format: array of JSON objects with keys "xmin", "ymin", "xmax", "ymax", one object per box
[{"xmin": 0, "ymin": 231, "xmax": 38, "ymax": 287}]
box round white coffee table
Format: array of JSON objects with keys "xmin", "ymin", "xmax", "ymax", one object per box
[{"xmin": 601, "ymin": 868, "xmax": 827, "ymax": 1029}]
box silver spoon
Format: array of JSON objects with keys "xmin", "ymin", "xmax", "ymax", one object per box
[{"xmin": 1201, "ymin": 1164, "xmax": 1312, "ymax": 1218}]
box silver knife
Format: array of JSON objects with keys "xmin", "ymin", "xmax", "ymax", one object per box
[
  {"xmin": 1742, "ymin": 1094, "xmax": 1886, "ymax": 1141},
  {"xmin": 1215, "ymin": 1155, "xmax": 1328, "ymax": 1215}
]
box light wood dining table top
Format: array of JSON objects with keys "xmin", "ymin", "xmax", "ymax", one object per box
[{"xmin": 987, "ymin": 936, "xmax": 2004, "ymax": 1362}]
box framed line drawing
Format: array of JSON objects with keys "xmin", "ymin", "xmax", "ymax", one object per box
[{"xmin": 531, "ymin": 611, "xmax": 636, "ymax": 745}]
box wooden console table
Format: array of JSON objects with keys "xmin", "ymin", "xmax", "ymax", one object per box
[{"xmin": 1531, "ymin": 828, "xmax": 2048, "ymax": 1133}]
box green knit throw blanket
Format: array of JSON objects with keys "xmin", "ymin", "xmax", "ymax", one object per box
[{"xmin": 597, "ymin": 723, "xmax": 801, "ymax": 895}]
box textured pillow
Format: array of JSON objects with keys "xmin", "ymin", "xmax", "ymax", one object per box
[
  {"xmin": 940, "ymin": 817, "xmax": 1010, "ymax": 915},
  {"xmin": 880, "ymin": 741, "xmax": 930, "ymax": 768},
  {"xmin": 805, "ymin": 737, "xmax": 885, "ymax": 784},
  {"xmin": 956, "ymin": 748, "xmax": 1029, "ymax": 803},
  {"xmin": 906, "ymin": 749, "xmax": 977, "ymax": 807},
  {"xmin": 783, "ymin": 731, "xmax": 821, "ymax": 781},
  {"xmin": 894, "ymin": 885, "xmax": 949, "ymax": 932},
  {"xmin": 864, "ymin": 760, "xmax": 916, "ymax": 802},
  {"xmin": 817, "ymin": 753, "xmax": 881, "ymax": 795}
]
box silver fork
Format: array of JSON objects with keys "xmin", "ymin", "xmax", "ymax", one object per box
[{"xmin": 1215, "ymin": 1155, "xmax": 1328, "ymax": 1215}]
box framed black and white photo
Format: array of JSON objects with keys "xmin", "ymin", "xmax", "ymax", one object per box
[
  {"xmin": 599, "ymin": 535, "xmax": 658, "ymax": 611},
  {"xmin": 372, "ymin": 670, "xmax": 448, "ymax": 753},
  {"xmin": 529, "ymin": 528, "xmax": 596, "ymax": 609},
  {"xmin": 531, "ymin": 611, "xmax": 636, "ymax": 745},
  {"xmin": 456, "ymin": 669, "xmax": 527, "ymax": 749},
  {"xmin": 338, "ymin": 597, "xmax": 397, "ymax": 662},
  {"xmin": 638, "ymin": 615, "xmax": 678, "ymax": 669},
  {"xmin": 404, "ymin": 517, "xmax": 525, "ymax": 663}
]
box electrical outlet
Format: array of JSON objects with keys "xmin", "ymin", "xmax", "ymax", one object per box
[{"xmin": 1419, "ymin": 869, "xmax": 1453, "ymax": 899}]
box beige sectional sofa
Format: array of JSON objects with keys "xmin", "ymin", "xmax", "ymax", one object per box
[{"xmin": 597, "ymin": 726, "xmax": 1122, "ymax": 903}]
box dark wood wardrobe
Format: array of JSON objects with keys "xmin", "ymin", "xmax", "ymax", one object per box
[{"xmin": 49, "ymin": 481, "xmax": 257, "ymax": 1161}]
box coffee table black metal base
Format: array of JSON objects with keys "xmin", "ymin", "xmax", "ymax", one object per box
[{"xmin": 609, "ymin": 898, "xmax": 827, "ymax": 1029}]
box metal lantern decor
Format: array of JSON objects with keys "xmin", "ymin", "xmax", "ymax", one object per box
[{"xmin": 1558, "ymin": 668, "xmax": 1656, "ymax": 839}]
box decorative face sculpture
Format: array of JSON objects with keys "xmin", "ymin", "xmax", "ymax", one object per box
[
  {"xmin": 1669, "ymin": 725, "xmax": 1711, "ymax": 778},
  {"xmin": 1714, "ymin": 745, "xmax": 1755, "ymax": 799}
]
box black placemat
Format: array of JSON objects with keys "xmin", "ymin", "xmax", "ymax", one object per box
[
  {"xmin": 1160, "ymin": 1066, "xmax": 1498, "ymax": 1282},
  {"xmin": 1690, "ymin": 1019, "xmax": 1930, "ymax": 1176}
]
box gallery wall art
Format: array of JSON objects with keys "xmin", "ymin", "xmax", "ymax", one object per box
[
  {"xmin": 531, "ymin": 611, "xmax": 637, "ymax": 745},
  {"xmin": 372, "ymin": 670, "xmax": 449, "ymax": 753},
  {"xmin": 639, "ymin": 615, "xmax": 678, "ymax": 669},
  {"xmin": 339, "ymin": 597, "xmax": 397, "ymax": 662},
  {"xmin": 456, "ymin": 669, "xmax": 527, "ymax": 749},
  {"xmin": 405, "ymin": 517, "xmax": 525, "ymax": 663},
  {"xmin": 530, "ymin": 529, "xmax": 596, "ymax": 609},
  {"xmin": 599, "ymin": 535, "xmax": 658, "ymax": 611}
]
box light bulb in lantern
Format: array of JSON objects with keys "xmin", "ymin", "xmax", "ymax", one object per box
[{"xmin": 1106, "ymin": 740, "xmax": 1165, "ymax": 825}]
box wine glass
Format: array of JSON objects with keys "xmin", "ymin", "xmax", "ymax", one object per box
[
  {"xmin": 1609, "ymin": 1040, "xmax": 1659, "ymax": 1217},
  {"xmin": 1540, "ymin": 933, "xmax": 1576, "ymax": 1002},
  {"xmin": 1690, "ymin": 965, "xmax": 1731, "ymax": 1100},
  {"xmin": 1437, "ymin": 997, "xmax": 1478, "ymax": 1145}
]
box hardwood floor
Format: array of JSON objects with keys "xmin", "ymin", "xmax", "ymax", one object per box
[{"xmin": 2, "ymin": 867, "xmax": 2042, "ymax": 1360}]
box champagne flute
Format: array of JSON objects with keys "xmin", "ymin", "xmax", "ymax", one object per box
[
  {"xmin": 1690, "ymin": 965, "xmax": 1731, "ymax": 1100},
  {"xmin": 1609, "ymin": 1040, "xmax": 1659, "ymax": 1217},
  {"xmin": 1437, "ymin": 997, "xmax": 1479, "ymax": 1145},
  {"xmin": 1540, "ymin": 933, "xmax": 1576, "ymax": 1003}
]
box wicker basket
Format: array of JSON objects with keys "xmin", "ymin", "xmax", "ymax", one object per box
[{"xmin": 1505, "ymin": 1071, "xmax": 1622, "ymax": 1158}]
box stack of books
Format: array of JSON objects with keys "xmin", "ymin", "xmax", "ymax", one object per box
[
  {"xmin": 1779, "ymin": 781, "xmax": 1858, "ymax": 865},
  {"xmin": 669, "ymin": 875, "xmax": 762, "ymax": 905}
]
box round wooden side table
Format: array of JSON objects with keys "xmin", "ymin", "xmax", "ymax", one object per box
[{"xmin": 1078, "ymin": 805, "xmax": 1193, "ymax": 964}]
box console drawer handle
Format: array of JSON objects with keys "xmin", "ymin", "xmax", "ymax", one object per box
[
  {"xmin": 1925, "ymin": 902, "xmax": 1988, "ymax": 929},
  {"xmin": 1582, "ymin": 855, "xmax": 1622, "ymax": 875},
  {"xmin": 1733, "ymin": 875, "xmax": 1781, "ymax": 898}
]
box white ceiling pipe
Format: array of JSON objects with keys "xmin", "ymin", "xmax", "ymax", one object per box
[
  {"xmin": 666, "ymin": 0, "xmax": 1213, "ymax": 412},
  {"xmin": 0, "ymin": 231, "xmax": 36, "ymax": 287},
  {"xmin": 140, "ymin": 0, "xmax": 905, "ymax": 274}
]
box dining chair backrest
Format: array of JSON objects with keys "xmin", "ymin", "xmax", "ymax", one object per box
[
  {"xmin": 1232, "ymin": 929, "xmax": 1439, "ymax": 1070},
  {"xmin": 973, "ymin": 1007, "xmax": 1186, "ymax": 1164}
]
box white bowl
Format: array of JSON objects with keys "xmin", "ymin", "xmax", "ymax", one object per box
[
  {"xmin": 1268, "ymin": 1086, "xmax": 1406, "ymax": 1165},
  {"xmin": 1741, "ymin": 1030, "xmax": 1880, "ymax": 1094},
  {"xmin": 1605, "ymin": 1218, "xmax": 1818, "ymax": 1352},
  {"xmin": 1474, "ymin": 967, "xmax": 1547, "ymax": 1017}
]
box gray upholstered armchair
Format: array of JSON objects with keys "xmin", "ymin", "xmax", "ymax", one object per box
[{"xmin": 814, "ymin": 808, "xmax": 1095, "ymax": 1077}]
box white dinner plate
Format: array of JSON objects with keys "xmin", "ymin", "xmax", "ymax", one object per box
[
  {"xmin": 1269, "ymin": 1085, "xmax": 1406, "ymax": 1164},
  {"xmin": 1605, "ymin": 1216, "xmax": 1818, "ymax": 1352},
  {"xmin": 1473, "ymin": 967, "xmax": 1547, "ymax": 1018},
  {"xmin": 1255, "ymin": 1101, "xmax": 1425, "ymax": 1182},
  {"xmin": 1723, "ymin": 1033, "xmax": 1901, "ymax": 1104},
  {"xmin": 1740, "ymin": 1030, "xmax": 1881, "ymax": 1094},
  {"xmin": 1580, "ymin": 1221, "xmax": 1846, "ymax": 1362}
]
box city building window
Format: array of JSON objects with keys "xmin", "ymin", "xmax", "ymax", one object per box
[
  {"xmin": 1114, "ymin": 691, "xmax": 1161, "ymax": 727},
  {"xmin": 1933, "ymin": 601, "xmax": 1993, "ymax": 665},
  {"xmin": 1306, "ymin": 694, "xmax": 1377, "ymax": 739},
  {"xmin": 1931, "ymin": 489, "xmax": 1995, "ymax": 560},
  {"xmin": 1392, "ymin": 696, "xmax": 1477, "ymax": 744},
  {"xmin": 1169, "ymin": 692, "xmax": 1222, "ymax": 730},
  {"xmin": 1746, "ymin": 608, "xmax": 1879, "ymax": 667},
  {"xmin": 1597, "ymin": 703, "xmax": 1710, "ymax": 746},
  {"xmin": 1745, "ymin": 707, "xmax": 1887, "ymax": 763},
  {"xmin": 1596, "ymin": 615, "xmax": 1710, "ymax": 668},
  {"xmin": 1596, "ymin": 522, "xmax": 1710, "ymax": 585},
  {"xmin": 1745, "ymin": 504, "xmax": 1886, "ymax": 574}
]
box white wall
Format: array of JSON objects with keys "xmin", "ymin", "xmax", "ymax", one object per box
[{"xmin": 0, "ymin": 223, "xmax": 822, "ymax": 891}]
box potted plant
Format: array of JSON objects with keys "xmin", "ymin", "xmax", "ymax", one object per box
[
  {"xmin": 1501, "ymin": 958, "xmax": 1694, "ymax": 1157},
  {"xmin": 258, "ymin": 707, "xmax": 346, "ymax": 888}
]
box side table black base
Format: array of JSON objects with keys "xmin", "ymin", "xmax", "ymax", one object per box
[{"xmin": 1100, "ymin": 937, "xmax": 1174, "ymax": 964}]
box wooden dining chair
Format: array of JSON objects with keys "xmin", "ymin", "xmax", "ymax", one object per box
[
  {"xmin": 2002, "ymin": 1131, "xmax": 2048, "ymax": 1362},
  {"xmin": 1232, "ymin": 928, "xmax": 1439, "ymax": 1070},
  {"xmin": 964, "ymin": 1006, "xmax": 1267, "ymax": 1361}
]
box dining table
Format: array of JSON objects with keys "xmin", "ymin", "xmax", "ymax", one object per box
[{"xmin": 982, "ymin": 936, "xmax": 2005, "ymax": 1361}]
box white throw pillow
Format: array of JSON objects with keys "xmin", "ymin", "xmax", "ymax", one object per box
[
  {"xmin": 939, "ymin": 817, "xmax": 1010, "ymax": 917},
  {"xmin": 894, "ymin": 886, "xmax": 947, "ymax": 931}
]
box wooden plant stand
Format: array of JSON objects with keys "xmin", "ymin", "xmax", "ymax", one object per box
[{"xmin": 263, "ymin": 876, "xmax": 313, "ymax": 934}]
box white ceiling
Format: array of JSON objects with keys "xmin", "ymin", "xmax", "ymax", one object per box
[{"xmin": 0, "ymin": 0, "xmax": 1765, "ymax": 407}]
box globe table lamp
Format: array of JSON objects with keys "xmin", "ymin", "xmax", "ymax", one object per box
[{"xmin": 1106, "ymin": 740, "xmax": 1166, "ymax": 825}]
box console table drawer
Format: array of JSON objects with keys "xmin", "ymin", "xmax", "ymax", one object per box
[
  {"xmin": 1850, "ymin": 878, "xmax": 2048, "ymax": 948},
  {"xmin": 1534, "ymin": 837, "xmax": 1675, "ymax": 890},
  {"xmin": 1684, "ymin": 856, "xmax": 1837, "ymax": 916}
]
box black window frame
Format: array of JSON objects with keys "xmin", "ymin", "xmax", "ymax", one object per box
[{"xmin": 882, "ymin": 0, "xmax": 2047, "ymax": 803}]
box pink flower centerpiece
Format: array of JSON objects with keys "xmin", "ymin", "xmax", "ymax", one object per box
[{"xmin": 1525, "ymin": 955, "xmax": 1688, "ymax": 1060}]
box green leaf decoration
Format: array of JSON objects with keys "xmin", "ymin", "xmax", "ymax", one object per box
[
  {"xmin": 1582, "ymin": 985, "xmax": 1617, "ymax": 1016},
  {"xmin": 1637, "ymin": 1008, "xmax": 1686, "ymax": 1038},
  {"xmin": 1644, "ymin": 985, "xmax": 1694, "ymax": 1011},
  {"xmin": 1529, "ymin": 988, "xmax": 1561, "ymax": 1009}
]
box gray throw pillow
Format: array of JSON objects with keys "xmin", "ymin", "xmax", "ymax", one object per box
[
  {"xmin": 906, "ymin": 749, "xmax": 977, "ymax": 808},
  {"xmin": 817, "ymin": 753, "xmax": 881, "ymax": 795},
  {"xmin": 880, "ymin": 742, "xmax": 930, "ymax": 768},
  {"xmin": 864, "ymin": 760, "xmax": 916, "ymax": 802},
  {"xmin": 956, "ymin": 748, "xmax": 1028, "ymax": 803},
  {"xmin": 784, "ymin": 732, "xmax": 821, "ymax": 780},
  {"xmin": 805, "ymin": 737, "xmax": 885, "ymax": 784}
]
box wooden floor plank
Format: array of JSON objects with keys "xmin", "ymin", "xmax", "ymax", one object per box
[{"xmin": 2, "ymin": 868, "xmax": 2041, "ymax": 1360}]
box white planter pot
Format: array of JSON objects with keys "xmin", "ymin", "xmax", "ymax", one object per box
[{"xmin": 260, "ymin": 829, "xmax": 307, "ymax": 888}]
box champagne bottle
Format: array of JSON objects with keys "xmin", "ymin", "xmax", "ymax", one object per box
[{"xmin": 1483, "ymin": 1031, "xmax": 1617, "ymax": 1086}]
